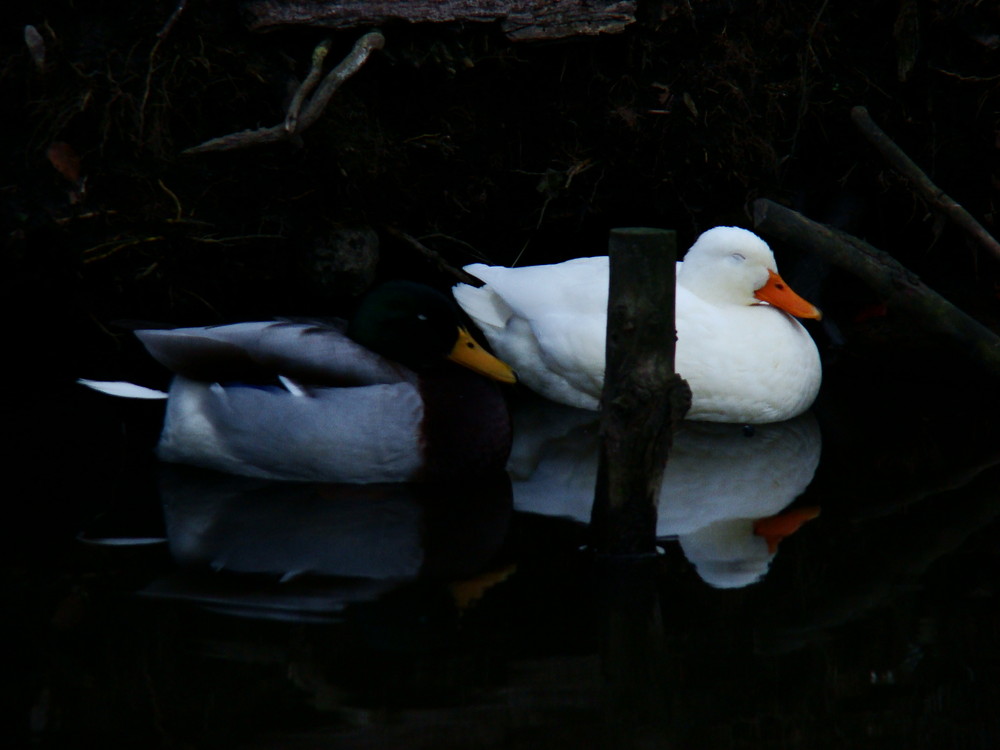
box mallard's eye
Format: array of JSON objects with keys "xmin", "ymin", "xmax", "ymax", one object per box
[{"xmin": 416, "ymin": 314, "xmax": 429, "ymax": 322}]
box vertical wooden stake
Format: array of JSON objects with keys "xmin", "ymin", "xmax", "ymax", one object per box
[{"xmin": 589, "ymin": 227, "xmax": 690, "ymax": 557}]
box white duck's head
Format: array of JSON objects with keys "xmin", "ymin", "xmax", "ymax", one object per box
[{"xmin": 679, "ymin": 226, "xmax": 822, "ymax": 320}]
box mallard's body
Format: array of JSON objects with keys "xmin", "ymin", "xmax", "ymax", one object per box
[{"xmin": 81, "ymin": 282, "xmax": 515, "ymax": 483}]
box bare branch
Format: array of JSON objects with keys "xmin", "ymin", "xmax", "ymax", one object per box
[
  {"xmin": 183, "ymin": 31, "xmax": 384, "ymax": 155},
  {"xmin": 285, "ymin": 38, "xmax": 332, "ymax": 132},
  {"xmin": 157, "ymin": 0, "xmax": 189, "ymax": 39},
  {"xmin": 851, "ymin": 105, "xmax": 1000, "ymax": 262},
  {"xmin": 385, "ymin": 227, "xmax": 483, "ymax": 286}
]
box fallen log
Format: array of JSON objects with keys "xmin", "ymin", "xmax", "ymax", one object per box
[
  {"xmin": 244, "ymin": 0, "xmax": 637, "ymax": 41},
  {"xmin": 753, "ymin": 198, "xmax": 1000, "ymax": 377}
]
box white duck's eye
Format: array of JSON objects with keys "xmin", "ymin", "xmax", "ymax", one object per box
[{"xmin": 731, "ymin": 252, "xmax": 746, "ymax": 262}]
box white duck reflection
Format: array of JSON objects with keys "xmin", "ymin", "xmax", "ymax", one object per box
[
  {"xmin": 143, "ymin": 467, "xmax": 513, "ymax": 620},
  {"xmin": 507, "ymin": 397, "xmax": 822, "ymax": 588}
]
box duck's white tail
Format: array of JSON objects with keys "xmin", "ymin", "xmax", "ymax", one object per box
[
  {"xmin": 77, "ymin": 379, "xmax": 168, "ymax": 400},
  {"xmin": 452, "ymin": 280, "xmax": 513, "ymax": 332}
]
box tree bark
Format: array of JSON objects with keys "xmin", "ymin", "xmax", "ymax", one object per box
[
  {"xmin": 244, "ymin": 0, "xmax": 637, "ymax": 41},
  {"xmin": 589, "ymin": 228, "xmax": 690, "ymax": 557}
]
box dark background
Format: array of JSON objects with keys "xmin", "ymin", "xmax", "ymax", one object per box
[
  {"xmin": 5, "ymin": 0, "xmax": 999, "ymax": 544},
  {"xmin": 3, "ymin": 2, "xmax": 1000, "ymax": 747}
]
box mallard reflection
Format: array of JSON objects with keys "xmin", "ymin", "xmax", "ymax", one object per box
[
  {"xmin": 507, "ymin": 397, "xmax": 821, "ymax": 588},
  {"xmin": 142, "ymin": 467, "xmax": 513, "ymax": 621}
]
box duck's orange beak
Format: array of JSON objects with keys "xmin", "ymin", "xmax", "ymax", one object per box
[
  {"xmin": 754, "ymin": 269, "xmax": 823, "ymax": 320},
  {"xmin": 753, "ymin": 506, "xmax": 821, "ymax": 554},
  {"xmin": 449, "ymin": 327, "xmax": 518, "ymax": 384}
]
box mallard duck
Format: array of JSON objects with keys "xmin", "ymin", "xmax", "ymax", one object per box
[
  {"xmin": 80, "ymin": 281, "xmax": 516, "ymax": 483},
  {"xmin": 452, "ymin": 226, "xmax": 822, "ymax": 424}
]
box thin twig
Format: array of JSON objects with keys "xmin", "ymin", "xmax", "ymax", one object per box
[
  {"xmin": 296, "ymin": 31, "xmax": 384, "ymax": 130},
  {"xmin": 157, "ymin": 0, "xmax": 188, "ymax": 39},
  {"xmin": 158, "ymin": 179, "xmax": 183, "ymax": 221},
  {"xmin": 24, "ymin": 25, "xmax": 46, "ymax": 72},
  {"xmin": 851, "ymin": 105, "xmax": 1000, "ymax": 262},
  {"xmin": 82, "ymin": 236, "xmax": 166, "ymax": 264},
  {"xmin": 190, "ymin": 233, "xmax": 287, "ymax": 244},
  {"xmin": 286, "ymin": 38, "xmax": 331, "ymax": 132},
  {"xmin": 140, "ymin": 0, "xmax": 189, "ymax": 142},
  {"xmin": 183, "ymin": 31, "xmax": 384, "ymax": 155},
  {"xmin": 385, "ymin": 227, "xmax": 483, "ymax": 286},
  {"xmin": 54, "ymin": 210, "xmax": 119, "ymax": 226}
]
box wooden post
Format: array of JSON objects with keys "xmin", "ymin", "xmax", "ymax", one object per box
[{"xmin": 589, "ymin": 227, "xmax": 690, "ymax": 557}]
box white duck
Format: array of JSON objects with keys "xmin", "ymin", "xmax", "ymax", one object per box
[{"xmin": 453, "ymin": 226, "xmax": 822, "ymax": 423}]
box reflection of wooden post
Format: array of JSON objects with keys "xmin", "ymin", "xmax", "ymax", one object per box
[
  {"xmin": 590, "ymin": 228, "xmax": 690, "ymax": 556},
  {"xmin": 599, "ymin": 562, "xmax": 675, "ymax": 744}
]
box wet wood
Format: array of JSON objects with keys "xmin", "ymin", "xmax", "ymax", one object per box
[
  {"xmin": 851, "ymin": 106, "xmax": 1000, "ymax": 262},
  {"xmin": 590, "ymin": 227, "xmax": 690, "ymax": 557},
  {"xmin": 753, "ymin": 199, "xmax": 1000, "ymax": 377},
  {"xmin": 183, "ymin": 31, "xmax": 384, "ymax": 154},
  {"xmin": 245, "ymin": 0, "xmax": 637, "ymax": 41}
]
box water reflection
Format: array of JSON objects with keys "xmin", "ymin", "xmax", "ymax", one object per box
[
  {"xmin": 140, "ymin": 467, "xmax": 514, "ymax": 622},
  {"xmin": 508, "ymin": 396, "xmax": 821, "ymax": 587},
  {"xmin": 20, "ymin": 372, "xmax": 1000, "ymax": 748}
]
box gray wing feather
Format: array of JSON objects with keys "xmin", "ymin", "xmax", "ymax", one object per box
[
  {"xmin": 137, "ymin": 321, "xmax": 409, "ymax": 387},
  {"xmin": 157, "ymin": 376, "xmax": 426, "ymax": 483}
]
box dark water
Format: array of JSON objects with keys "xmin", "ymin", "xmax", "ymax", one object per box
[{"xmin": 8, "ymin": 359, "xmax": 1000, "ymax": 749}]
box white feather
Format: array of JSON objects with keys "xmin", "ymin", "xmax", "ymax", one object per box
[
  {"xmin": 77, "ymin": 379, "xmax": 168, "ymax": 400},
  {"xmin": 278, "ymin": 375, "xmax": 308, "ymax": 397}
]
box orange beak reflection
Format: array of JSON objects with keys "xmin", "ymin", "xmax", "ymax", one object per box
[
  {"xmin": 753, "ymin": 506, "xmax": 821, "ymax": 554},
  {"xmin": 754, "ymin": 269, "xmax": 823, "ymax": 320}
]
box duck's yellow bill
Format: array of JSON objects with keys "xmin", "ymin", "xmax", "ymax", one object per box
[
  {"xmin": 754, "ymin": 269, "xmax": 823, "ymax": 320},
  {"xmin": 449, "ymin": 327, "xmax": 518, "ymax": 384},
  {"xmin": 450, "ymin": 563, "xmax": 518, "ymax": 611}
]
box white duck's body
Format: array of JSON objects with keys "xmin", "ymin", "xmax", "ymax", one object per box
[{"xmin": 453, "ymin": 226, "xmax": 822, "ymax": 424}]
